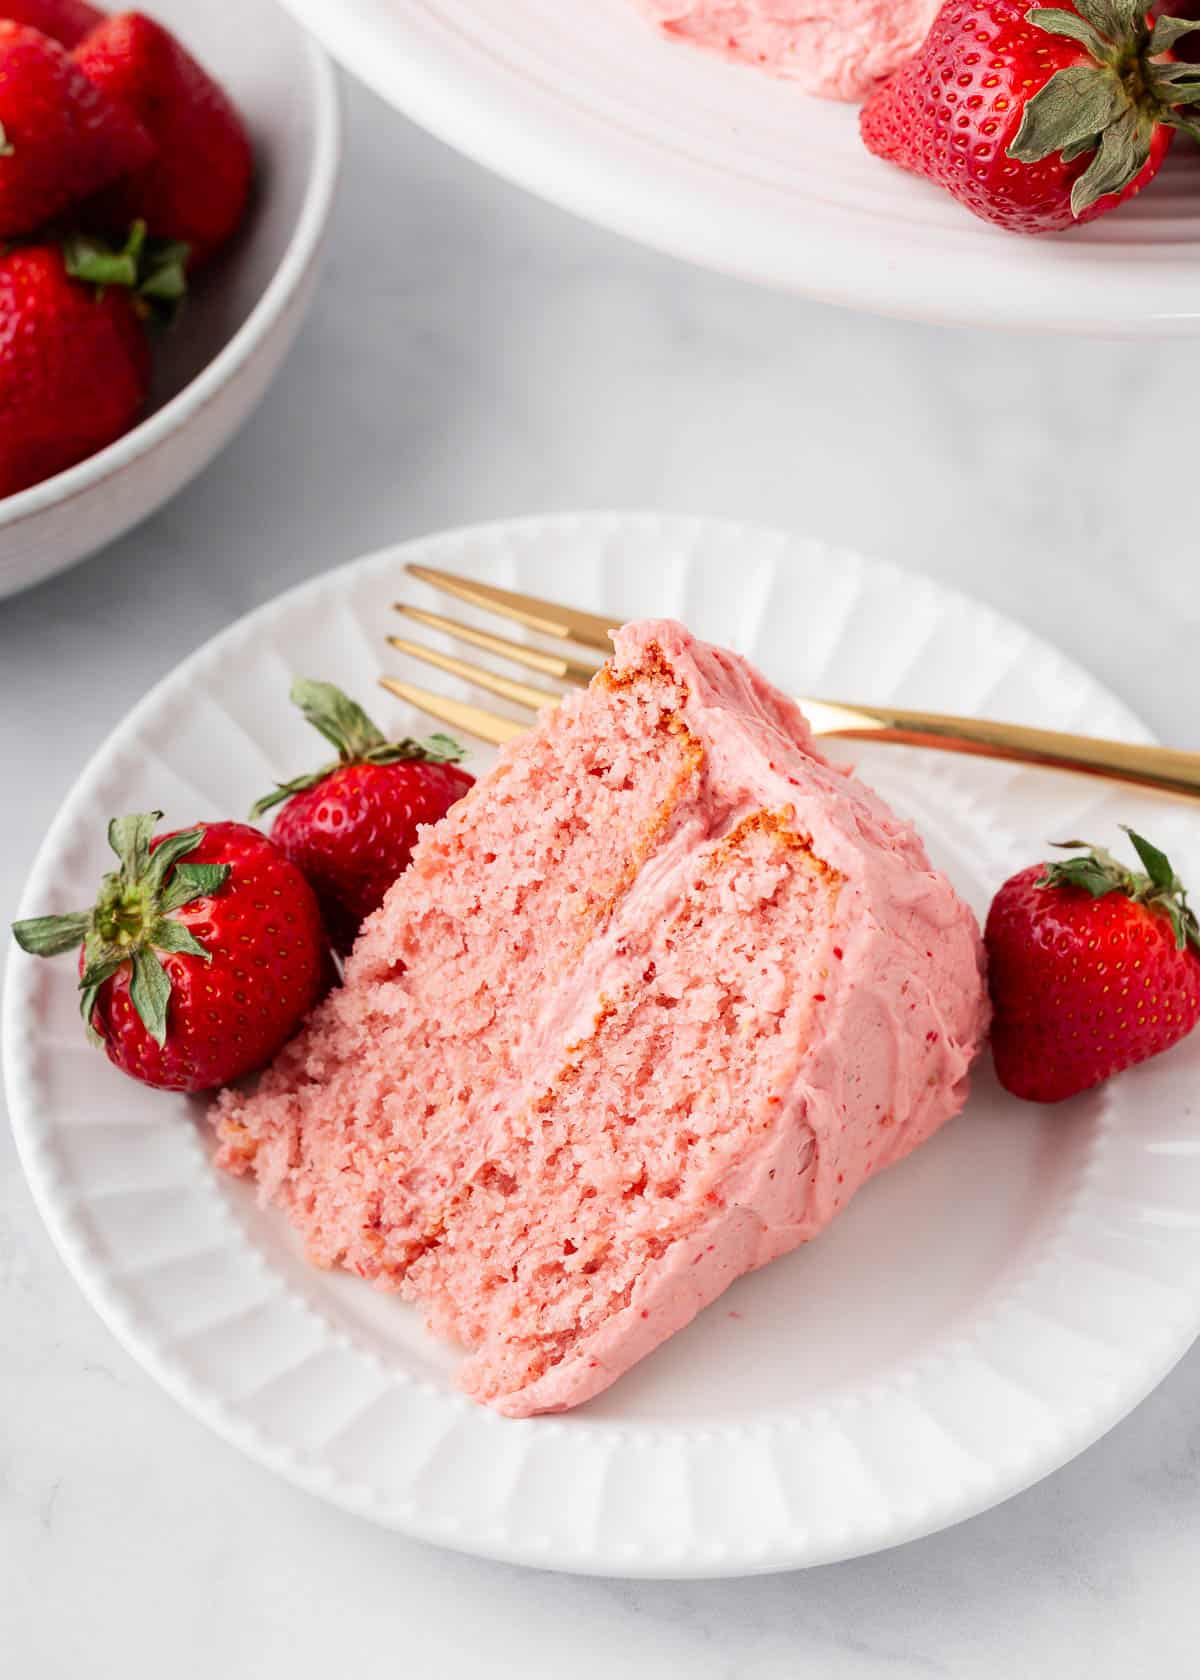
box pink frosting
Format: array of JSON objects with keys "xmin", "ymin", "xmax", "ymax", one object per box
[
  {"xmin": 498, "ymin": 621, "xmax": 988, "ymax": 1414},
  {"xmin": 634, "ymin": 0, "xmax": 941, "ymax": 100}
]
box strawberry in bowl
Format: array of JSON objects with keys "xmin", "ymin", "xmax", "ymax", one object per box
[
  {"xmin": 2, "ymin": 2, "xmax": 104, "ymax": 47},
  {"xmin": 0, "ymin": 5, "xmax": 249, "ymax": 486},
  {"xmin": 0, "ymin": 19, "xmax": 153, "ymax": 238},
  {"xmin": 0, "ymin": 0, "xmax": 338, "ymax": 600},
  {"xmin": 0, "ymin": 224, "xmax": 186, "ymax": 498},
  {"xmin": 74, "ymin": 10, "xmax": 253, "ymax": 267}
]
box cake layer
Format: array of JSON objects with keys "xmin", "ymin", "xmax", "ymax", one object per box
[
  {"xmin": 216, "ymin": 658, "xmax": 704, "ymax": 1281},
  {"xmin": 414, "ymin": 812, "xmax": 838, "ymax": 1412},
  {"xmin": 215, "ymin": 620, "xmax": 988, "ymax": 1416}
]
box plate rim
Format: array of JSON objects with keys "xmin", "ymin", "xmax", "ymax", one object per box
[
  {"xmin": 272, "ymin": 0, "xmax": 1200, "ymax": 335},
  {"xmin": 9, "ymin": 510, "xmax": 1200, "ymax": 1579}
]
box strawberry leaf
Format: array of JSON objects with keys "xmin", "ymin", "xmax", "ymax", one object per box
[
  {"xmin": 11, "ymin": 910, "xmax": 91, "ymax": 957},
  {"xmin": 148, "ymin": 918, "xmax": 211, "ymax": 960},
  {"xmin": 130, "ymin": 946, "xmax": 171, "ymax": 1047},
  {"xmin": 1070, "ymin": 108, "xmax": 1151, "ymax": 216},
  {"xmin": 291, "ymin": 678, "xmax": 387, "ymax": 760},
  {"xmin": 1122, "ymin": 826, "xmax": 1177, "ymax": 894},
  {"xmin": 63, "ymin": 221, "xmax": 190, "ymax": 318},
  {"xmin": 108, "ymin": 811, "xmax": 159, "ymax": 877},
  {"xmin": 1164, "ymin": 110, "xmax": 1200, "ymax": 144},
  {"xmin": 144, "ymin": 826, "xmax": 206, "ymax": 893},
  {"xmin": 250, "ymin": 683, "xmax": 466, "ymax": 818},
  {"xmin": 78, "ymin": 978, "xmax": 105, "ymax": 1046},
  {"xmin": 1042, "ymin": 838, "xmax": 1133, "ymax": 897},
  {"xmin": 1026, "ymin": 6, "xmax": 1109, "ymax": 57},
  {"xmin": 249, "ymin": 770, "xmax": 327, "ymax": 820},
  {"xmin": 1072, "ymin": 0, "xmax": 1145, "ymax": 42},
  {"xmin": 65, "ymin": 221, "xmax": 146, "ymax": 291},
  {"xmin": 428, "ymin": 732, "xmax": 464, "ymax": 761},
  {"xmin": 79, "ymin": 936, "xmax": 126, "ymax": 990},
  {"xmin": 1145, "ymin": 61, "xmax": 1200, "ymax": 103},
  {"xmin": 139, "ymin": 238, "xmax": 189, "ymax": 304},
  {"xmin": 1039, "ymin": 856, "xmax": 1125, "ymax": 897},
  {"xmin": 364, "ymin": 731, "xmax": 467, "ymax": 767},
  {"xmin": 1009, "ymin": 65, "xmax": 1126, "ymax": 164},
  {"xmin": 1149, "ymin": 13, "xmax": 1200, "ymax": 54},
  {"xmin": 158, "ymin": 861, "xmax": 230, "ymax": 914}
]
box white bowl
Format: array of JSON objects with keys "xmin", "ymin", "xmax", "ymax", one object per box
[{"xmin": 0, "ymin": 0, "xmax": 342, "ymax": 601}]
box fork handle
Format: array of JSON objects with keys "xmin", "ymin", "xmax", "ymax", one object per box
[{"xmin": 814, "ymin": 704, "xmax": 1200, "ymax": 800}]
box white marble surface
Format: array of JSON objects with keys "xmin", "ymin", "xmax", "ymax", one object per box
[{"xmin": 4, "ymin": 71, "xmax": 1200, "ymax": 1678}]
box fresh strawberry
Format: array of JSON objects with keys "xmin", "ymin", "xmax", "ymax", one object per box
[
  {"xmin": 985, "ymin": 828, "xmax": 1200, "ymax": 1103},
  {"xmin": 0, "ymin": 21, "xmax": 153, "ymax": 239},
  {"xmin": 860, "ymin": 1, "xmax": 1200, "ymax": 233},
  {"xmin": 0, "ymin": 240, "xmax": 140, "ymax": 498},
  {"xmin": 0, "ymin": 224, "xmax": 186, "ymax": 498},
  {"xmin": 74, "ymin": 12, "xmax": 253, "ymax": 265},
  {"xmin": 2, "ymin": 1, "xmax": 104, "ymax": 47},
  {"xmin": 252, "ymin": 681, "xmax": 474, "ymax": 953},
  {"xmin": 12, "ymin": 814, "xmax": 326, "ymax": 1093}
]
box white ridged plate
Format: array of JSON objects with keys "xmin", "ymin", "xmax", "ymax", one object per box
[
  {"xmin": 7, "ymin": 514, "xmax": 1200, "ymax": 1577},
  {"xmin": 274, "ymin": 0, "xmax": 1200, "ymax": 333}
]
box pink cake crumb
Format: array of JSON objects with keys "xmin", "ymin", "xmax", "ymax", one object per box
[
  {"xmin": 633, "ymin": 1, "xmax": 942, "ymax": 101},
  {"xmin": 214, "ymin": 621, "xmax": 987, "ymax": 1417}
]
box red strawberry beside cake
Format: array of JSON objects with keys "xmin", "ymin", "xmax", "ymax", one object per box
[{"xmin": 215, "ymin": 622, "xmax": 988, "ymax": 1416}]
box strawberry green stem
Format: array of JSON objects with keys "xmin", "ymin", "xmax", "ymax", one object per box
[
  {"xmin": 1039, "ymin": 826, "xmax": 1200, "ymax": 952},
  {"xmin": 11, "ymin": 812, "xmax": 230, "ymax": 1047},
  {"xmin": 63, "ymin": 221, "xmax": 190, "ymax": 316},
  {"xmin": 1011, "ymin": 4, "xmax": 1200, "ymax": 214},
  {"xmin": 249, "ymin": 679, "xmax": 465, "ymax": 819}
]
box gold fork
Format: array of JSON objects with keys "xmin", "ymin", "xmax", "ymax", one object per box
[{"xmin": 379, "ymin": 565, "xmax": 1200, "ymax": 801}]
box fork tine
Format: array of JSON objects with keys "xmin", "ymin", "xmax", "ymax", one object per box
[
  {"xmin": 387, "ymin": 634, "xmax": 561, "ymax": 714},
  {"xmin": 378, "ymin": 677, "xmax": 527, "ymax": 746},
  {"xmin": 393, "ymin": 603, "xmax": 597, "ymax": 687},
  {"xmin": 405, "ymin": 564, "xmax": 615, "ymax": 652}
]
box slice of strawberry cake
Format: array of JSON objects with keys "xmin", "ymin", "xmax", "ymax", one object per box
[{"xmin": 214, "ymin": 621, "xmax": 987, "ymax": 1416}]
